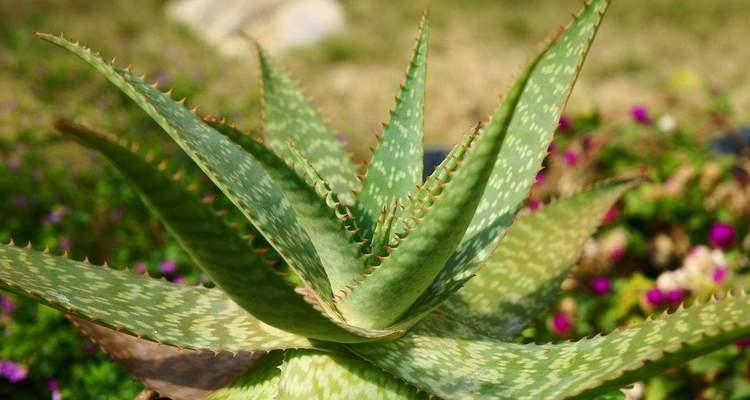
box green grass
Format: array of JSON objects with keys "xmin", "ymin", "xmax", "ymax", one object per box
[{"xmin": 2, "ymin": 0, "xmax": 749, "ymax": 154}]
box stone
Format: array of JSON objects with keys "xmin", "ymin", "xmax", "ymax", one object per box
[{"xmin": 166, "ymin": 0, "xmax": 345, "ymax": 56}]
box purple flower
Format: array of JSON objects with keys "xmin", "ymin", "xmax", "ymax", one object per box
[
  {"xmin": 736, "ymin": 336, "xmax": 750, "ymax": 348},
  {"xmin": 547, "ymin": 142, "xmax": 557, "ymax": 154},
  {"xmin": 172, "ymin": 275, "xmax": 187, "ymax": 285},
  {"xmin": 12, "ymin": 195, "xmax": 26, "ymax": 208},
  {"xmin": 133, "ymin": 261, "xmax": 147, "ymax": 274},
  {"xmin": 159, "ymin": 260, "xmax": 178, "ymax": 275},
  {"xmin": 528, "ymin": 199, "xmax": 542, "ymax": 212},
  {"xmin": 557, "ymin": 115, "xmax": 572, "ymax": 133},
  {"xmin": 6, "ymin": 158, "xmax": 21, "ymax": 172},
  {"xmin": 535, "ymin": 171, "xmax": 545, "ymax": 186},
  {"xmin": 0, "ymin": 296, "xmax": 15, "ymax": 314},
  {"xmin": 630, "ymin": 105, "xmax": 651, "ymax": 125},
  {"xmin": 602, "ymin": 207, "xmax": 619, "ymax": 225},
  {"xmin": 591, "ymin": 277, "xmax": 611, "ymax": 296},
  {"xmin": 609, "ymin": 247, "xmax": 626, "ymax": 262},
  {"xmin": 49, "ymin": 378, "xmax": 62, "ymax": 399},
  {"xmin": 708, "ymin": 223, "xmax": 736, "ymax": 250},
  {"xmin": 665, "ymin": 289, "xmax": 686, "ymax": 304},
  {"xmin": 58, "ymin": 238, "xmax": 72, "ymax": 251},
  {"xmin": 645, "ymin": 287, "xmax": 664, "ymax": 306},
  {"xmin": 563, "ymin": 149, "xmax": 579, "ymax": 166},
  {"xmin": 0, "ymin": 360, "xmax": 28, "ymax": 383},
  {"xmin": 551, "ymin": 312, "xmax": 573, "ymax": 336},
  {"xmin": 44, "ymin": 206, "xmax": 69, "ymax": 225},
  {"xmin": 713, "ymin": 266, "xmax": 728, "ymax": 283}
]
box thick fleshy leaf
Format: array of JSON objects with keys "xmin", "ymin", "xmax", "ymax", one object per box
[
  {"xmin": 356, "ymin": 13, "xmax": 429, "ymax": 239},
  {"xmin": 338, "ymin": 29, "xmax": 550, "ymax": 330},
  {"xmin": 352, "ymin": 295, "xmax": 750, "ymax": 400},
  {"xmin": 0, "ymin": 243, "xmax": 312, "ymax": 351},
  {"xmin": 208, "ymin": 351, "xmax": 285, "ymax": 400},
  {"xmin": 71, "ymin": 318, "xmax": 261, "ymax": 400},
  {"xmin": 204, "ymin": 118, "xmax": 368, "ymax": 293},
  {"xmin": 278, "ymin": 349, "xmax": 429, "ymax": 399},
  {"xmin": 257, "ymin": 46, "xmax": 358, "ymax": 205},
  {"xmin": 403, "ymin": 179, "xmax": 638, "ymax": 331},
  {"xmin": 38, "ymin": 33, "xmax": 389, "ymax": 341},
  {"xmin": 55, "ymin": 120, "xmax": 360, "ymax": 342},
  {"xmin": 441, "ymin": 0, "xmax": 611, "ymax": 289}
]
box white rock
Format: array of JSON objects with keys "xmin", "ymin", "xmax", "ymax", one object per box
[{"xmin": 166, "ymin": 0, "xmax": 345, "ymax": 56}]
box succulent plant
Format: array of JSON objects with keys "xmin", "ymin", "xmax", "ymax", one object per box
[{"xmin": 3, "ymin": 0, "xmax": 750, "ymax": 398}]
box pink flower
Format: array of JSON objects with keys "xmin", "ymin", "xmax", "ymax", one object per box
[
  {"xmin": 630, "ymin": 105, "xmax": 651, "ymax": 125},
  {"xmin": 736, "ymin": 336, "xmax": 750, "ymax": 348},
  {"xmin": 172, "ymin": 275, "xmax": 187, "ymax": 285},
  {"xmin": 0, "ymin": 296, "xmax": 15, "ymax": 314},
  {"xmin": 159, "ymin": 260, "xmax": 177, "ymax": 275},
  {"xmin": 528, "ymin": 199, "xmax": 542, "ymax": 212},
  {"xmin": 563, "ymin": 149, "xmax": 579, "ymax": 166},
  {"xmin": 0, "ymin": 360, "xmax": 27, "ymax": 383},
  {"xmin": 133, "ymin": 261, "xmax": 147, "ymax": 274},
  {"xmin": 602, "ymin": 207, "xmax": 620, "ymax": 225},
  {"xmin": 591, "ymin": 277, "xmax": 611, "ymax": 295},
  {"xmin": 645, "ymin": 287, "xmax": 664, "ymax": 306},
  {"xmin": 609, "ymin": 247, "xmax": 626, "ymax": 262},
  {"xmin": 6, "ymin": 158, "xmax": 21, "ymax": 172},
  {"xmin": 58, "ymin": 238, "xmax": 72, "ymax": 251},
  {"xmin": 535, "ymin": 171, "xmax": 545, "ymax": 186},
  {"xmin": 665, "ymin": 289, "xmax": 686, "ymax": 304},
  {"xmin": 708, "ymin": 223, "xmax": 735, "ymax": 250},
  {"xmin": 713, "ymin": 266, "xmax": 728, "ymax": 283},
  {"xmin": 557, "ymin": 115, "xmax": 572, "ymax": 133},
  {"xmin": 551, "ymin": 312, "xmax": 573, "ymax": 336}
]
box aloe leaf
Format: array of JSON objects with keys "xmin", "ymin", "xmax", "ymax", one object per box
[
  {"xmin": 37, "ymin": 33, "xmax": 382, "ymax": 339},
  {"xmin": 338, "ymin": 30, "xmax": 549, "ymax": 330},
  {"xmin": 55, "ymin": 120, "xmax": 362, "ymax": 342},
  {"xmin": 208, "ymin": 351, "xmax": 285, "ymax": 400},
  {"xmin": 72, "ymin": 318, "xmax": 261, "ymax": 400},
  {"xmin": 352, "ymin": 294, "xmax": 750, "ymax": 400},
  {"xmin": 0, "ymin": 243, "xmax": 312, "ymax": 351},
  {"xmin": 356, "ymin": 13, "xmax": 430, "ymax": 238},
  {"xmin": 277, "ymin": 349, "xmax": 429, "ymax": 399},
  {"xmin": 443, "ymin": 0, "xmax": 610, "ymax": 279},
  {"xmin": 257, "ymin": 46, "xmax": 359, "ymax": 205},
  {"xmin": 402, "ymin": 179, "xmax": 638, "ymax": 331},
  {"xmin": 203, "ymin": 118, "xmax": 368, "ymax": 293}
]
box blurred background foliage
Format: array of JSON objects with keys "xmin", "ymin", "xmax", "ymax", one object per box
[{"xmin": 1, "ymin": 0, "xmax": 750, "ymax": 398}]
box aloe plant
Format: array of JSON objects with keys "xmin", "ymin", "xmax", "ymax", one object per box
[{"xmin": 3, "ymin": 0, "xmax": 750, "ymax": 398}]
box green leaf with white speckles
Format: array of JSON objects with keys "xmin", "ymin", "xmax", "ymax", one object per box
[
  {"xmin": 55, "ymin": 119, "xmax": 361, "ymax": 343},
  {"xmin": 258, "ymin": 46, "xmax": 359, "ymax": 206},
  {"xmin": 338, "ymin": 28, "xmax": 550, "ymax": 330},
  {"xmin": 72, "ymin": 318, "xmax": 262, "ymax": 400},
  {"xmin": 208, "ymin": 351, "xmax": 285, "ymax": 400},
  {"xmin": 355, "ymin": 13, "xmax": 429, "ymax": 239},
  {"xmin": 0, "ymin": 244, "xmax": 312, "ymax": 352},
  {"xmin": 352, "ymin": 294, "xmax": 750, "ymax": 400},
  {"xmin": 38, "ymin": 33, "xmax": 388, "ymax": 342},
  {"xmin": 204, "ymin": 118, "xmax": 369, "ymax": 294},
  {"xmin": 402, "ymin": 179, "xmax": 638, "ymax": 331},
  {"xmin": 439, "ymin": 0, "xmax": 611, "ymax": 294},
  {"xmin": 278, "ymin": 349, "xmax": 429, "ymax": 400}
]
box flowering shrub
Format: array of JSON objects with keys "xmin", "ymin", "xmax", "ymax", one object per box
[
  {"xmin": 0, "ymin": 133, "xmax": 210, "ymax": 398},
  {"xmin": 523, "ymin": 87, "xmax": 750, "ymax": 398}
]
